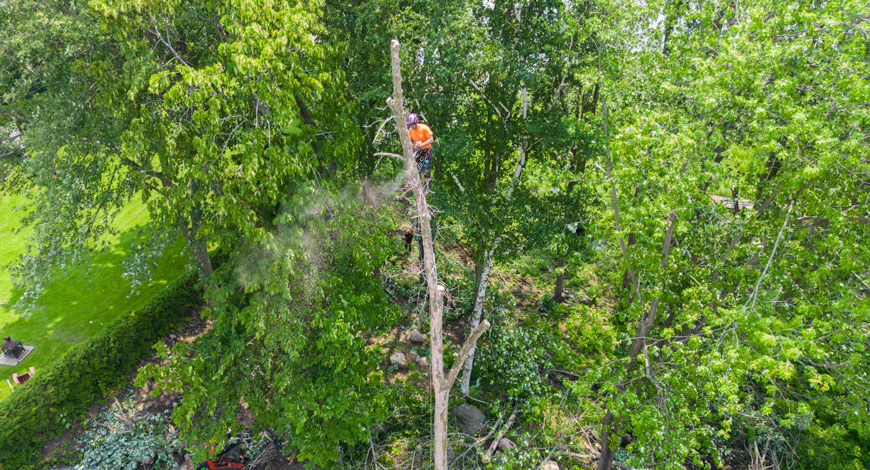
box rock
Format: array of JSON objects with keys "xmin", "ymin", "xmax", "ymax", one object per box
[
  {"xmin": 416, "ymin": 356, "xmax": 429, "ymax": 369},
  {"xmin": 497, "ymin": 437, "xmax": 516, "ymax": 452},
  {"xmin": 389, "ymin": 352, "xmax": 408, "ymax": 369},
  {"xmin": 409, "ymin": 329, "xmax": 425, "ymax": 343},
  {"xmin": 539, "ymin": 459, "xmax": 560, "ymax": 470},
  {"xmin": 451, "ymin": 404, "xmax": 485, "ymax": 435},
  {"xmin": 579, "ymin": 294, "xmax": 593, "ymax": 306}
]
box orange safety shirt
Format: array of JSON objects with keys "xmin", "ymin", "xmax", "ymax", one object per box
[{"xmin": 409, "ymin": 123, "xmax": 433, "ymax": 150}]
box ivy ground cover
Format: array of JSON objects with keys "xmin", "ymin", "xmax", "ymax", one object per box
[{"xmin": 0, "ymin": 192, "xmax": 187, "ymax": 400}]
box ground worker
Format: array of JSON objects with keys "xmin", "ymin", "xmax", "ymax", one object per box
[{"xmin": 407, "ymin": 113, "xmax": 433, "ymax": 191}]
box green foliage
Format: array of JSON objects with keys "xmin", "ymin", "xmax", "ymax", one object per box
[
  {"xmin": 477, "ymin": 325, "xmax": 555, "ymax": 402},
  {"xmin": 139, "ymin": 184, "xmax": 401, "ymax": 466},
  {"xmin": 2, "ymin": 0, "xmax": 352, "ymax": 296},
  {"xmin": 561, "ymin": 303, "xmax": 616, "ymax": 367},
  {"xmin": 795, "ymin": 421, "xmax": 870, "ymax": 470},
  {"xmin": 584, "ymin": 0, "xmax": 870, "ymax": 466},
  {"xmin": 486, "ymin": 433, "xmax": 550, "ymax": 470},
  {"xmin": 3, "ymin": 0, "xmax": 868, "ymax": 466},
  {"xmin": 75, "ymin": 393, "xmax": 180, "ymax": 470},
  {"xmin": 0, "ymin": 271, "xmax": 201, "ymax": 469}
]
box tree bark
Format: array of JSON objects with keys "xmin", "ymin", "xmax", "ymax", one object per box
[
  {"xmin": 178, "ymin": 218, "xmax": 213, "ymax": 278},
  {"xmin": 461, "ymin": 244, "xmax": 495, "ymax": 395},
  {"xmin": 554, "ymin": 253, "xmax": 566, "ymax": 302},
  {"xmin": 385, "ymin": 39, "xmax": 490, "ymax": 470}
]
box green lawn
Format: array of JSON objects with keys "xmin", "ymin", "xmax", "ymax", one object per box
[{"xmin": 0, "ymin": 192, "xmax": 188, "ymax": 400}]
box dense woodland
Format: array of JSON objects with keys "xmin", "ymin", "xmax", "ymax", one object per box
[{"xmin": 1, "ymin": 0, "xmax": 869, "ymax": 468}]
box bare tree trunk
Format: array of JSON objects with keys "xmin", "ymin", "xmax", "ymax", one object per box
[
  {"xmin": 554, "ymin": 252, "xmax": 566, "ymax": 302},
  {"xmin": 460, "ymin": 244, "xmax": 495, "ymax": 395},
  {"xmin": 384, "ymin": 39, "xmax": 490, "ymax": 470}
]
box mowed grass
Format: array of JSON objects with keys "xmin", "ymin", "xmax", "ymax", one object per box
[{"xmin": 0, "ymin": 192, "xmax": 188, "ymax": 400}]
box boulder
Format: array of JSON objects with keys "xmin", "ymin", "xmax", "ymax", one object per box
[
  {"xmin": 539, "ymin": 460, "xmax": 560, "ymax": 470},
  {"xmin": 389, "ymin": 352, "xmax": 408, "ymax": 369},
  {"xmin": 497, "ymin": 437, "xmax": 516, "ymax": 452},
  {"xmin": 409, "ymin": 329, "xmax": 426, "ymax": 343},
  {"xmin": 451, "ymin": 404, "xmax": 486, "ymax": 435}
]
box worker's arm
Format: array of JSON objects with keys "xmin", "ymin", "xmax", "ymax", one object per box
[{"xmin": 414, "ymin": 135, "xmax": 434, "ymax": 149}]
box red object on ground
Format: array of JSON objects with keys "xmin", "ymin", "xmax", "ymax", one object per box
[{"xmin": 206, "ymin": 459, "xmax": 245, "ymax": 469}]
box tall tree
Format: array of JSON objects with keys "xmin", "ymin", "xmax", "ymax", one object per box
[
  {"xmin": 383, "ymin": 38, "xmax": 491, "ymax": 470},
  {"xmin": 2, "ymin": 0, "xmax": 338, "ymax": 298},
  {"xmin": 139, "ymin": 184, "xmax": 401, "ymax": 465},
  {"xmin": 589, "ymin": 0, "xmax": 870, "ymax": 468}
]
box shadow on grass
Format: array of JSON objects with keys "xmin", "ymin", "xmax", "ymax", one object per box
[{"xmin": 0, "ymin": 226, "xmax": 189, "ymax": 399}]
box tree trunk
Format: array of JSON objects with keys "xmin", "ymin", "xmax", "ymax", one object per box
[
  {"xmin": 596, "ymin": 410, "xmax": 615, "ymax": 470},
  {"xmin": 461, "ymin": 244, "xmax": 495, "ymax": 395},
  {"xmin": 554, "ymin": 253, "xmax": 566, "ymax": 302},
  {"xmin": 385, "ymin": 39, "xmax": 490, "ymax": 470},
  {"xmin": 178, "ymin": 218, "xmax": 213, "ymax": 278}
]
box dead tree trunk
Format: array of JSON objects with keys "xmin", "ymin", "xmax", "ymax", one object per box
[
  {"xmin": 382, "ymin": 39, "xmax": 490, "ymax": 470},
  {"xmin": 460, "ymin": 244, "xmax": 495, "ymax": 395}
]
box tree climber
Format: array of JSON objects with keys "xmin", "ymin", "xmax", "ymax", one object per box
[{"xmin": 407, "ymin": 113, "xmax": 433, "ymax": 191}]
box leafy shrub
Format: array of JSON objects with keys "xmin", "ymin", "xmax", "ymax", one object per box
[
  {"xmin": 75, "ymin": 394, "xmax": 179, "ymax": 470},
  {"xmin": 562, "ymin": 304, "xmax": 615, "ymax": 367},
  {"xmin": 477, "ymin": 325, "xmax": 554, "ymax": 401},
  {"xmin": 0, "ymin": 270, "xmax": 202, "ymax": 469}
]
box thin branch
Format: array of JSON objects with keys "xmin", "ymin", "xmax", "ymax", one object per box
[
  {"xmin": 449, "ymin": 168, "xmax": 466, "ymax": 193},
  {"xmin": 469, "ymin": 80, "xmax": 505, "ymax": 120},
  {"xmin": 0, "ymin": 106, "xmax": 29, "ymax": 124},
  {"xmin": 372, "ymin": 116, "xmax": 393, "ymax": 144},
  {"xmin": 446, "ymin": 320, "xmax": 491, "ymax": 389},
  {"xmin": 745, "ymin": 203, "xmax": 794, "ymax": 315},
  {"xmin": 373, "ymin": 152, "xmax": 405, "ymax": 161},
  {"xmin": 148, "ymin": 18, "xmax": 190, "ymax": 67},
  {"xmin": 483, "ymin": 407, "xmax": 518, "ymax": 462}
]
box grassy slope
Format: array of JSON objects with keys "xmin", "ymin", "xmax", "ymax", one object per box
[{"xmin": 0, "ymin": 192, "xmax": 188, "ymax": 400}]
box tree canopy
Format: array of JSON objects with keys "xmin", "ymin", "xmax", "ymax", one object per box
[{"xmin": 1, "ymin": 0, "xmax": 867, "ymax": 468}]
